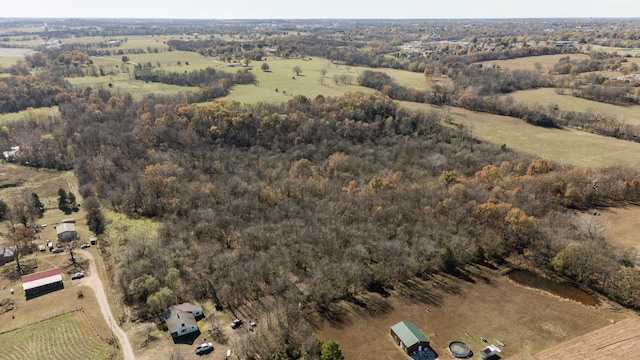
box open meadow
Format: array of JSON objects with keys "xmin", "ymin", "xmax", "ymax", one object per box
[
  {"xmin": 595, "ymin": 205, "xmax": 640, "ymax": 251},
  {"xmin": 507, "ymin": 88, "xmax": 640, "ymax": 126},
  {"xmin": 476, "ymin": 54, "xmax": 591, "ymax": 72},
  {"xmin": 315, "ymin": 265, "xmax": 629, "ymax": 360},
  {"xmin": 400, "ymin": 101, "xmax": 640, "ymax": 169},
  {"xmin": 0, "ymin": 106, "xmax": 59, "ymax": 122}
]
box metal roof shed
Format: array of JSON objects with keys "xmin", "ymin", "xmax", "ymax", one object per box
[{"xmin": 390, "ymin": 321, "xmax": 430, "ymax": 354}]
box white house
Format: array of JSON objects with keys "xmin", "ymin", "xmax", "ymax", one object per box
[{"xmin": 164, "ymin": 305, "xmax": 199, "ymax": 338}]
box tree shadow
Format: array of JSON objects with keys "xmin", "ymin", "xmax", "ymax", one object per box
[
  {"xmin": 316, "ymin": 302, "xmax": 353, "ymax": 328},
  {"xmin": 345, "ymin": 294, "xmax": 392, "ymax": 317},
  {"xmin": 397, "ymin": 279, "xmax": 443, "ymax": 307}
]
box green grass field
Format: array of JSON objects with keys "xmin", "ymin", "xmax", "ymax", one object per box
[
  {"xmin": 476, "ymin": 54, "xmax": 591, "ymax": 72},
  {"xmin": 507, "ymin": 88, "xmax": 640, "ymax": 126},
  {"xmin": 0, "ymin": 106, "xmax": 59, "ymax": 122},
  {"xmin": 0, "ymin": 310, "xmax": 117, "ymax": 360},
  {"xmin": 400, "ymin": 101, "xmax": 640, "ymax": 169},
  {"xmin": 65, "ymin": 72, "xmax": 198, "ymax": 100}
]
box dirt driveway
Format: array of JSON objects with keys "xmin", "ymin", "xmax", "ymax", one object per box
[{"xmin": 77, "ymin": 249, "xmax": 135, "ymax": 360}]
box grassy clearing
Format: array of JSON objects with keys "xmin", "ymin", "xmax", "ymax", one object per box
[
  {"xmin": 0, "ymin": 106, "xmax": 59, "ymax": 122},
  {"xmin": 596, "ymin": 205, "xmax": 640, "ymax": 251},
  {"xmin": 315, "ymin": 265, "xmax": 627, "ymax": 360},
  {"xmin": 507, "ymin": 88, "xmax": 640, "ymax": 126},
  {"xmin": 103, "ymin": 211, "xmax": 161, "ymax": 256},
  {"xmin": 400, "ymin": 101, "xmax": 640, "ymax": 169},
  {"xmin": 476, "ymin": 54, "xmax": 591, "ymax": 72}
]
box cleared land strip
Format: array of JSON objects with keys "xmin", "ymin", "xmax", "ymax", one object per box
[{"xmin": 534, "ymin": 317, "xmax": 640, "ymax": 360}]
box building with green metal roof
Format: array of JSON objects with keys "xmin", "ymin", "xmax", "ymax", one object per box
[{"xmin": 390, "ymin": 321, "xmax": 430, "ymax": 354}]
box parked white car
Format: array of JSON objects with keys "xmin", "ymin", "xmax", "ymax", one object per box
[{"xmin": 195, "ymin": 342, "xmax": 213, "ymax": 355}]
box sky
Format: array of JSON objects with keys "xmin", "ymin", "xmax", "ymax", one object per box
[{"xmin": 3, "ymin": 0, "xmax": 640, "ymax": 19}]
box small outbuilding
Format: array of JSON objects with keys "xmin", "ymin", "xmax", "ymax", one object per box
[
  {"xmin": 21, "ymin": 268, "xmax": 64, "ymax": 299},
  {"xmin": 55, "ymin": 222, "xmax": 77, "ymax": 242},
  {"xmin": 390, "ymin": 321, "xmax": 430, "ymax": 354},
  {"xmin": 480, "ymin": 344, "xmax": 501, "ymax": 359}
]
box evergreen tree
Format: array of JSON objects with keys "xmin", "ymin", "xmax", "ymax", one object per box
[{"xmin": 321, "ymin": 340, "xmax": 345, "ymax": 360}]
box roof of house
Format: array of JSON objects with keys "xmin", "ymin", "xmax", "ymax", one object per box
[
  {"xmin": 56, "ymin": 223, "xmax": 76, "ymax": 234},
  {"xmin": 21, "ymin": 268, "xmax": 63, "ymax": 291},
  {"xmin": 391, "ymin": 321, "xmax": 429, "ymax": 347},
  {"xmin": 164, "ymin": 305, "xmax": 197, "ymax": 333},
  {"xmin": 0, "ymin": 245, "xmax": 15, "ymax": 257},
  {"xmin": 176, "ymin": 302, "xmax": 203, "ymax": 313}
]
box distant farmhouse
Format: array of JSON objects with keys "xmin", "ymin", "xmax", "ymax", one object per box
[
  {"xmin": 390, "ymin": 321, "xmax": 430, "ymax": 354},
  {"xmin": 22, "ymin": 268, "xmax": 64, "ymax": 299},
  {"xmin": 164, "ymin": 302, "xmax": 204, "ymax": 338},
  {"xmin": 55, "ymin": 220, "xmax": 77, "ymax": 242}
]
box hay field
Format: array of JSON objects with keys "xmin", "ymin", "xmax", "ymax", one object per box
[
  {"xmin": 532, "ymin": 317, "xmax": 640, "ymax": 360},
  {"xmin": 316, "ymin": 265, "xmax": 627, "ymax": 360},
  {"xmin": 476, "ymin": 54, "xmax": 591, "ymax": 72},
  {"xmin": 507, "ymin": 88, "xmax": 640, "ymax": 126},
  {"xmin": 400, "ymin": 101, "xmax": 640, "ymax": 169}
]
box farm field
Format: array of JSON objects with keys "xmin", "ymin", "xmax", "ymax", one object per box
[
  {"xmin": 475, "ymin": 54, "xmax": 591, "ymax": 72},
  {"xmin": 0, "ymin": 310, "xmax": 117, "ymax": 360},
  {"xmin": 507, "ymin": 88, "xmax": 640, "ymax": 126},
  {"xmin": 400, "ymin": 101, "xmax": 640, "ymax": 169},
  {"xmin": 532, "ymin": 317, "xmax": 640, "ymax": 360},
  {"xmin": 315, "ymin": 265, "xmax": 628, "ymax": 360}
]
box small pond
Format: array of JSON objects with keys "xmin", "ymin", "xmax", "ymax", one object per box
[{"xmin": 508, "ymin": 270, "xmax": 599, "ymax": 306}]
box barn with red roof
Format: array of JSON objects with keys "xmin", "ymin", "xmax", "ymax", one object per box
[{"xmin": 21, "ymin": 267, "xmax": 64, "ymax": 299}]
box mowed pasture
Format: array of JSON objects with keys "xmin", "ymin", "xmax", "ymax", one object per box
[
  {"xmin": 400, "ymin": 101, "xmax": 640, "ymax": 169},
  {"xmin": 475, "ymin": 54, "xmax": 591, "ymax": 72},
  {"xmin": 315, "ymin": 265, "xmax": 628, "ymax": 360},
  {"xmin": 507, "ymin": 88, "xmax": 640, "ymax": 126}
]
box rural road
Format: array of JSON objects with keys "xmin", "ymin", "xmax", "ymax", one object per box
[{"xmin": 78, "ymin": 249, "xmax": 135, "ymax": 360}]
